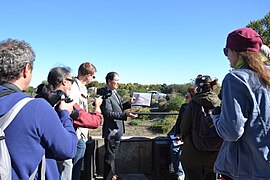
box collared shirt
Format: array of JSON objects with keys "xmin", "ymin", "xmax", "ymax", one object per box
[{"xmin": 70, "ymin": 78, "xmax": 89, "ymax": 141}]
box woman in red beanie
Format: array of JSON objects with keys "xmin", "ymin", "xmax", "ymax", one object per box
[{"xmin": 212, "ymin": 27, "xmax": 270, "ymax": 180}]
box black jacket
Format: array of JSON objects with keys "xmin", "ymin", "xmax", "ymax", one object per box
[{"xmin": 101, "ymin": 87, "xmax": 131, "ymax": 140}]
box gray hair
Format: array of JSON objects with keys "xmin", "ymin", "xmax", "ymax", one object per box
[{"xmin": 0, "ymin": 39, "xmax": 35, "ymax": 84}]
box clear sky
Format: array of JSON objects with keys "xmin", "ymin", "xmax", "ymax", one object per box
[{"xmin": 1, "ymin": 0, "xmax": 270, "ymax": 88}]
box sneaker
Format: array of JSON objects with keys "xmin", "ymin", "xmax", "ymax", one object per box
[
  {"xmin": 112, "ymin": 175, "xmax": 122, "ymax": 180},
  {"xmin": 177, "ymin": 175, "xmax": 184, "ymax": 180}
]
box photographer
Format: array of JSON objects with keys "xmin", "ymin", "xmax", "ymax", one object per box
[
  {"xmin": 0, "ymin": 39, "xmax": 77, "ymax": 179},
  {"xmin": 35, "ymin": 66, "xmax": 77, "ymax": 180},
  {"xmin": 36, "ymin": 66, "xmax": 103, "ymax": 180}
]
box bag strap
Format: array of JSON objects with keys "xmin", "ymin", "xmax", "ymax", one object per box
[
  {"xmin": 0, "ymin": 97, "xmax": 33, "ymax": 130},
  {"xmin": 29, "ymin": 155, "xmax": 46, "ymax": 180},
  {"xmin": 0, "ymin": 97, "xmax": 46, "ymax": 179}
]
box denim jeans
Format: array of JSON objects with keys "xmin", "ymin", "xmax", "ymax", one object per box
[
  {"xmin": 72, "ymin": 138, "xmax": 86, "ymax": 180},
  {"xmin": 57, "ymin": 159, "xmax": 73, "ymax": 180},
  {"xmin": 170, "ymin": 143, "xmax": 184, "ymax": 177}
]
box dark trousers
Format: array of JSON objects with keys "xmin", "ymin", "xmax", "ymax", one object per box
[
  {"xmin": 183, "ymin": 165, "xmax": 216, "ymax": 180},
  {"xmin": 103, "ymin": 138, "xmax": 120, "ymax": 180},
  {"xmin": 221, "ymin": 175, "xmax": 233, "ymax": 180}
]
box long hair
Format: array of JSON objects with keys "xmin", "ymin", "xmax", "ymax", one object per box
[{"xmin": 240, "ymin": 51, "xmax": 270, "ymax": 87}]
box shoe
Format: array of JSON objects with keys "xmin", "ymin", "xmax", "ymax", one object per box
[
  {"xmin": 112, "ymin": 175, "xmax": 122, "ymax": 180},
  {"xmin": 177, "ymin": 175, "xmax": 184, "ymax": 180}
]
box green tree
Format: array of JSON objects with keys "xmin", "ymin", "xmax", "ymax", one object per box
[
  {"xmin": 25, "ymin": 86, "xmax": 35, "ymax": 96},
  {"xmin": 247, "ymin": 12, "xmax": 270, "ymax": 47}
]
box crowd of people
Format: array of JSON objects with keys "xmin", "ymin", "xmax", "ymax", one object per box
[{"xmin": 1, "ymin": 26, "xmax": 270, "ymax": 180}]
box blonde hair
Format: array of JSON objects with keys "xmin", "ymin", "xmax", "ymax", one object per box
[{"xmin": 240, "ymin": 51, "xmax": 270, "ymax": 87}]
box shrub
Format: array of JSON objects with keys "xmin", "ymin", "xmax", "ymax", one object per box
[
  {"xmin": 138, "ymin": 108, "xmax": 151, "ymax": 120},
  {"xmin": 129, "ymin": 119, "xmax": 140, "ymax": 126},
  {"xmin": 150, "ymin": 115, "xmax": 177, "ymax": 134},
  {"xmin": 158, "ymin": 96, "xmax": 184, "ymax": 112}
]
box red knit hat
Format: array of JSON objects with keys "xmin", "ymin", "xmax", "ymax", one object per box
[{"xmin": 226, "ymin": 27, "xmax": 263, "ymax": 52}]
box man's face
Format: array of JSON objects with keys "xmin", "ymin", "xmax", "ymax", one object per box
[
  {"xmin": 108, "ymin": 74, "xmax": 120, "ymax": 90},
  {"xmin": 86, "ymin": 72, "xmax": 96, "ymax": 85},
  {"xmin": 62, "ymin": 74, "xmax": 74, "ymax": 94}
]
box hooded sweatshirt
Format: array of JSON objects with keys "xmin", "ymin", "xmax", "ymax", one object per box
[{"xmin": 180, "ymin": 91, "xmax": 221, "ymax": 170}]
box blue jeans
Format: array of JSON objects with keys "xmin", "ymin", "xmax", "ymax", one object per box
[
  {"xmin": 72, "ymin": 138, "xmax": 86, "ymax": 180},
  {"xmin": 170, "ymin": 143, "xmax": 184, "ymax": 177}
]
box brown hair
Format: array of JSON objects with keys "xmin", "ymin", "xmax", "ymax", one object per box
[
  {"xmin": 239, "ymin": 51, "xmax": 270, "ymax": 87},
  {"xmin": 78, "ymin": 62, "xmax": 96, "ymax": 76},
  {"xmin": 187, "ymin": 86, "xmax": 195, "ymax": 98}
]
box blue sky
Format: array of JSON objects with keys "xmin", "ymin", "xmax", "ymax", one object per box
[{"xmin": 1, "ymin": 0, "xmax": 270, "ymax": 88}]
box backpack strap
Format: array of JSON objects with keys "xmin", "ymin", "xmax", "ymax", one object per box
[
  {"xmin": 0, "ymin": 97, "xmax": 33, "ymax": 130},
  {"xmin": 0, "ymin": 97, "xmax": 46, "ymax": 179},
  {"xmin": 29, "ymin": 155, "xmax": 46, "ymax": 180}
]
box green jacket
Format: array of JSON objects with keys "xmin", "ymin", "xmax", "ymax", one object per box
[{"xmin": 180, "ymin": 91, "xmax": 220, "ymax": 170}]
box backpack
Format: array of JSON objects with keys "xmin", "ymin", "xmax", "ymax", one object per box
[
  {"xmin": 0, "ymin": 97, "xmax": 40, "ymax": 180},
  {"xmin": 191, "ymin": 105, "xmax": 223, "ymax": 152}
]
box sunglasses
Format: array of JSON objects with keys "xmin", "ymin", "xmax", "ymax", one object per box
[
  {"xmin": 223, "ymin": 48, "xmax": 228, "ymax": 57},
  {"xmin": 66, "ymin": 77, "xmax": 75, "ymax": 84},
  {"xmin": 89, "ymin": 74, "xmax": 95, "ymax": 79}
]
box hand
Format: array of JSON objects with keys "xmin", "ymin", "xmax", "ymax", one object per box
[
  {"xmin": 129, "ymin": 97, "xmax": 136, "ymax": 104},
  {"xmin": 127, "ymin": 112, "xmax": 138, "ymax": 118},
  {"xmin": 94, "ymin": 96, "xmax": 103, "ymax": 106},
  {"xmin": 58, "ymin": 99, "xmax": 76, "ymax": 114}
]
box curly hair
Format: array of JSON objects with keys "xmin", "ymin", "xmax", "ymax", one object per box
[
  {"xmin": 0, "ymin": 39, "xmax": 35, "ymax": 84},
  {"xmin": 195, "ymin": 75, "xmax": 218, "ymax": 94},
  {"xmin": 239, "ymin": 51, "xmax": 270, "ymax": 87}
]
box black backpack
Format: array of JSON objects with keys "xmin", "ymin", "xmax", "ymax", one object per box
[{"xmin": 191, "ymin": 104, "xmax": 223, "ymax": 152}]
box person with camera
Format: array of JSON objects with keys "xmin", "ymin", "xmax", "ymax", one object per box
[
  {"xmin": 42, "ymin": 66, "xmax": 78, "ymax": 180},
  {"xmin": 69, "ymin": 62, "xmax": 103, "ymax": 180},
  {"xmin": 0, "ymin": 39, "xmax": 78, "ymax": 179},
  {"xmin": 101, "ymin": 72, "xmax": 138, "ymax": 180}
]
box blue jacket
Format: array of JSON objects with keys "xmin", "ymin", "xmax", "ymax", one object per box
[
  {"xmin": 0, "ymin": 86, "xmax": 77, "ymax": 179},
  {"xmin": 212, "ymin": 68, "xmax": 270, "ymax": 179}
]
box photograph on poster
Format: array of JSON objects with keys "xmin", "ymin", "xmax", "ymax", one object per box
[{"xmin": 132, "ymin": 92, "xmax": 152, "ymax": 107}]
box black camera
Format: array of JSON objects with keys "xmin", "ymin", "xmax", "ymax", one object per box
[
  {"xmin": 35, "ymin": 84, "xmax": 79, "ymax": 120},
  {"xmin": 96, "ymin": 87, "xmax": 112, "ymax": 99}
]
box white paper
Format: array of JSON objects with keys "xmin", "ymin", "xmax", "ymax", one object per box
[{"xmin": 132, "ymin": 92, "xmax": 152, "ymax": 107}]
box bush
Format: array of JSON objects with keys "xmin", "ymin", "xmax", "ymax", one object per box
[
  {"xmin": 150, "ymin": 115, "xmax": 177, "ymax": 134},
  {"xmin": 129, "ymin": 119, "xmax": 140, "ymax": 126},
  {"xmin": 158, "ymin": 96, "xmax": 184, "ymax": 112},
  {"xmin": 138, "ymin": 108, "xmax": 151, "ymax": 120}
]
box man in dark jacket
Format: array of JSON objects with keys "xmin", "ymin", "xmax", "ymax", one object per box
[{"xmin": 101, "ymin": 72, "xmax": 137, "ymax": 180}]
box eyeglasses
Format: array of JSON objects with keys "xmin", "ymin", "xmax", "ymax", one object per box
[
  {"xmin": 223, "ymin": 48, "xmax": 228, "ymax": 57},
  {"xmin": 89, "ymin": 74, "xmax": 95, "ymax": 79},
  {"xmin": 66, "ymin": 77, "xmax": 75, "ymax": 84}
]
